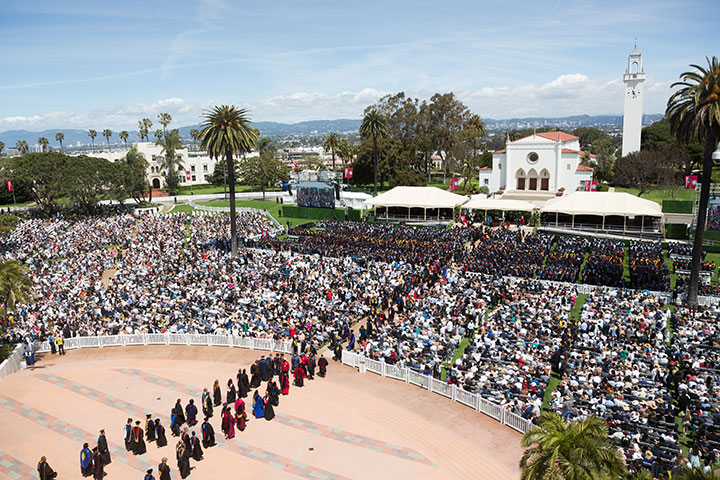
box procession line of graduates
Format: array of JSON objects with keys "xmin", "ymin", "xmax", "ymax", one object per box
[{"xmin": 79, "ymin": 429, "xmax": 111, "ymax": 478}]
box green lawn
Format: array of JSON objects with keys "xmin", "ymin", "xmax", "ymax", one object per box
[
  {"xmin": 174, "ymin": 184, "xmax": 280, "ymax": 196},
  {"xmin": 167, "ymin": 204, "xmax": 195, "ymax": 214},
  {"xmin": 614, "ymin": 187, "xmax": 695, "ymax": 205}
]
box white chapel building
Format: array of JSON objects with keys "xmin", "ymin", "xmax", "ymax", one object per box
[{"xmin": 478, "ymin": 131, "xmax": 594, "ymax": 198}]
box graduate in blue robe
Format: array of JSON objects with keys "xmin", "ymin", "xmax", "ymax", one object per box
[
  {"xmin": 252, "ymin": 390, "xmax": 265, "ymax": 418},
  {"xmin": 80, "ymin": 443, "xmax": 92, "ymax": 477}
]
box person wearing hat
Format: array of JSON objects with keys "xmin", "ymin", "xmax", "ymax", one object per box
[
  {"xmin": 92, "ymin": 446, "xmax": 104, "ymax": 480},
  {"xmin": 145, "ymin": 414, "xmax": 156, "ymax": 443},
  {"xmin": 132, "ymin": 420, "xmax": 147, "ymax": 455},
  {"xmin": 125, "ymin": 418, "xmax": 134, "ymax": 451},
  {"xmin": 144, "ymin": 468, "xmax": 156, "ymax": 480},
  {"xmin": 97, "ymin": 429, "xmax": 111, "ymax": 465},
  {"xmin": 80, "ymin": 442, "xmax": 92, "ymax": 477},
  {"xmin": 158, "ymin": 458, "xmax": 171, "ymax": 480},
  {"xmin": 155, "ymin": 418, "xmax": 168, "ymax": 448}
]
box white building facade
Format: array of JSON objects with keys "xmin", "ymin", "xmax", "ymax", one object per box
[
  {"xmin": 478, "ymin": 132, "xmax": 594, "ymax": 197},
  {"xmin": 621, "ymin": 46, "xmax": 646, "ymax": 156}
]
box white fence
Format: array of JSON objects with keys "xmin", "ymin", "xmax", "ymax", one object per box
[
  {"xmin": 341, "ymin": 350, "xmax": 534, "ymax": 435},
  {"xmin": 186, "ymin": 200, "xmax": 284, "ymax": 236},
  {"xmin": 0, "ymin": 344, "xmax": 25, "ymax": 381}
]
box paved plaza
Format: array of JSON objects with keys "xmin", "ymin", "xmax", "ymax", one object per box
[{"xmin": 0, "ymin": 346, "xmax": 522, "ymax": 479}]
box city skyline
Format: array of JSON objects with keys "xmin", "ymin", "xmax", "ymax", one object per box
[{"xmin": 1, "ymin": 0, "xmax": 718, "ymax": 131}]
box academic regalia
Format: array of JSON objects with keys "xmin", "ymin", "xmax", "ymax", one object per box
[
  {"xmin": 80, "ymin": 447, "xmax": 92, "ymax": 477},
  {"xmin": 318, "ymin": 357, "xmax": 328, "ymax": 377},
  {"xmin": 263, "ymin": 394, "xmax": 275, "ymax": 421},
  {"xmin": 181, "ymin": 431, "xmax": 191, "ymax": 450},
  {"xmin": 155, "ymin": 420, "xmax": 168, "ymax": 447},
  {"xmin": 253, "ymin": 393, "xmax": 265, "ymax": 419},
  {"xmin": 185, "ymin": 401, "xmax": 198, "ymax": 426},
  {"xmin": 97, "ymin": 433, "xmax": 111, "ymax": 464},
  {"xmin": 202, "ymin": 391, "xmax": 213, "ymax": 418},
  {"xmin": 177, "ymin": 445, "xmax": 191, "ymax": 479},
  {"xmin": 268, "ymin": 382, "xmax": 280, "ymax": 407},
  {"xmin": 280, "ymin": 372, "xmax": 290, "ymax": 395},
  {"xmin": 144, "ymin": 472, "xmax": 155, "ymax": 480},
  {"xmin": 92, "ymin": 450, "xmax": 104, "ymax": 479},
  {"xmin": 190, "ymin": 435, "xmax": 203, "ymax": 461},
  {"xmin": 170, "ymin": 412, "xmax": 181, "ymax": 437},
  {"xmin": 201, "ymin": 420, "xmax": 216, "ymax": 448},
  {"xmin": 145, "ymin": 415, "xmax": 156, "ymax": 442},
  {"xmin": 173, "ymin": 400, "xmax": 186, "ymax": 427},
  {"xmin": 37, "ymin": 459, "xmax": 56, "ymax": 480},
  {"xmin": 227, "ymin": 384, "xmax": 236, "ymax": 405},
  {"xmin": 132, "ymin": 424, "xmax": 147, "ymax": 455},
  {"xmin": 239, "ymin": 371, "xmax": 250, "ymax": 398},
  {"xmin": 125, "ymin": 422, "xmax": 133, "ymax": 451},
  {"xmin": 308, "ymin": 356, "xmax": 316, "ymax": 379},
  {"xmin": 294, "ymin": 365, "xmax": 305, "ymax": 387},
  {"xmin": 158, "ymin": 462, "xmax": 171, "ymax": 480},
  {"xmin": 250, "ymin": 363, "xmax": 261, "ymax": 388},
  {"xmin": 259, "ymin": 358, "xmax": 270, "ymax": 381},
  {"xmin": 222, "ymin": 409, "xmax": 235, "ymax": 439},
  {"xmin": 213, "ymin": 385, "xmax": 222, "ymax": 406}
]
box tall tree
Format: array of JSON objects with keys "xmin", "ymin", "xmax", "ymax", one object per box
[
  {"xmin": 0, "ymin": 141, "xmax": 4, "ymax": 155},
  {"xmin": 15, "ymin": 141, "xmax": 29, "ymax": 154},
  {"xmin": 572, "ymin": 127, "xmax": 610, "ymax": 150},
  {"xmin": 427, "ymin": 93, "xmax": 471, "ymax": 182},
  {"xmin": 199, "ymin": 105, "xmax": 258, "ymax": 256},
  {"xmin": 158, "ymin": 113, "xmax": 172, "ymax": 136},
  {"xmin": 120, "ymin": 144, "xmax": 149, "ymax": 203},
  {"xmin": 322, "ymin": 133, "xmax": 339, "ymax": 171},
  {"xmin": 189, "ymin": 128, "xmax": 200, "ymax": 146},
  {"xmin": 38, "ymin": 137, "xmax": 49, "ymax": 153},
  {"xmin": 254, "ymin": 136, "xmax": 274, "ymax": 201},
  {"xmin": 142, "ymin": 118, "xmax": 153, "ymax": 141},
  {"xmin": 520, "ymin": 412, "xmax": 626, "ymax": 480},
  {"xmin": 88, "ymin": 129, "xmax": 97, "ymax": 151},
  {"xmin": 102, "ymin": 129, "xmax": 113, "ymax": 152},
  {"xmin": 155, "ymin": 129, "xmax": 184, "ymax": 194},
  {"xmin": 360, "ymin": 109, "xmax": 388, "ymax": 196},
  {"xmin": 154, "ymin": 129, "xmax": 163, "ymax": 141},
  {"xmin": 0, "ymin": 260, "xmax": 32, "ymax": 315},
  {"xmin": 119, "ymin": 130, "xmax": 129, "ymax": 148},
  {"xmin": 667, "ymin": 56, "xmax": 720, "ymax": 307},
  {"xmin": 55, "ymin": 132, "xmax": 64, "ymax": 153}
]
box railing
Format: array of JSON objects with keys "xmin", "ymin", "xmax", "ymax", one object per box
[
  {"xmin": 187, "ymin": 200, "xmax": 284, "ymax": 236},
  {"xmin": 341, "ymin": 350, "xmax": 534, "ymax": 435},
  {"xmin": 0, "ymin": 344, "xmax": 25, "ymax": 381}
]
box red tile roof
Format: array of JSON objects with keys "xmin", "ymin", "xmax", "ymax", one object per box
[
  {"xmin": 494, "ymin": 149, "xmax": 506, "ymax": 154},
  {"xmin": 576, "ymin": 165, "xmax": 594, "ymax": 171},
  {"xmin": 537, "ymin": 131, "xmax": 578, "ymax": 142},
  {"xmin": 562, "ymin": 148, "xmax": 597, "ymax": 158},
  {"xmin": 479, "ymin": 166, "xmax": 492, "ymax": 170}
]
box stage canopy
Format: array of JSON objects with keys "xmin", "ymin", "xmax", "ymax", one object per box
[
  {"xmin": 363, "ymin": 186, "xmax": 468, "ymax": 209},
  {"xmin": 540, "ymin": 192, "xmax": 662, "ymax": 217},
  {"xmin": 463, "ymin": 197, "xmax": 537, "ymax": 213}
]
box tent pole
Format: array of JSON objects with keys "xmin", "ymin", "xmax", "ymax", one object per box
[
  {"xmin": 602, "ymin": 215, "xmax": 605, "ymax": 231},
  {"xmin": 424, "ymin": 208, "xmax": 427, "ymax": 221},
  {"xmin": 555, "ymin": 212, "xmax": 558, "ymax": 227},
  {"xmin": 641, "ymin": 216, "xmax": 645, "ymax": 233},
  {"xmin": 571, "ymin": 215, "xmax": 575, "ymax": 229}
]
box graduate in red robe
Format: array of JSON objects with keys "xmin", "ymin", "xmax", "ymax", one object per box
[
  {"xmin": 294, "ymin": 365, "xmax": 305, "ymax": 387},
  {"xmin": 279, "ymin": 371, "xmax": 290, "ymax": 395},
  {"xmin": 132, "ymin": 421, "xmax": 147, "ymax": 455},
  {"xmin": 222, "ymin": 406, "xmax": 235, "ymax": 439},
  {"xmin": 318, "ymin": 355, "xmax": 329, "ymax": 377}
]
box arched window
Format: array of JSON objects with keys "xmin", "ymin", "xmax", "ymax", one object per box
[
  {"xmin": 528, "ymin": 168, "xmax": 538, "ymax": 191},
  {"xmin": 540, "ymin": 169, "xmax": 550, "ymax": 191},
  {"xmin": 515, "ymin": 169, "xmax": 526, "ymax": 190}
]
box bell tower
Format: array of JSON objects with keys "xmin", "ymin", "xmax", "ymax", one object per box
[{"xmin": 621, "ymin": 43, "xmax": 646, "ymax": 156}]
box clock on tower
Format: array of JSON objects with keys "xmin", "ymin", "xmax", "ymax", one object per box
[{"xmin": 622, "ymin": 44, "xmax": 646, "ymax": 156}]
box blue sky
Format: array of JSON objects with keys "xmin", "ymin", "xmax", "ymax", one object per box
[{"xmin": 0, "ymin": 0, "xmax": 717, "ymax": 131}]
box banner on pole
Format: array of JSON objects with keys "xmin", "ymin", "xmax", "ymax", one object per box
[
  {"xmin": 344, "ymin": 167, "xmax": 353, "ymax": 179},
  {"xmin": 685, "ymin": 175, "xmax": 698, "ymax": 189},
  {"xmin": 6, "ymin": 181, "xmax": 12, "ymax": 192}
]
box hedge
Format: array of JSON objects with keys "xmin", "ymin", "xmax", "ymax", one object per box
[
  {"xmin": 665, "ymin": 223, "xmax": 688, "ymax": 239},
  {"xmin": 281, "ymin": 205, "xmax": 361, "ymax": 221},
  {"xmin": 662, "ymin": 200, "xmax": 693, "ymax": 214}
]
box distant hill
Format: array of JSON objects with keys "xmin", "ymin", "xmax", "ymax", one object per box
[{"xmin": 0, "ymin": 115, "xmax": 664, "ymax": 149}]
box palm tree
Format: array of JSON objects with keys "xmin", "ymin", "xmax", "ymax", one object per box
[
  {"xmin": 360, "ymin": 110, "xmax": 388, "ymax": 196},
  {"xmin": 55, "ymin": 132, "xmax": 64, "ymax": 153},
  {"xmin": 154, "ymin": 129, "xmax": 163, "ymax": 142},
  {"xmin": 155, "ymin": 129, "xmax": 184, "ymax": 194},
  {"xmin": 667, "ymin": 56, "xmax": 720, "ymax": 307},
  {"xmin": 674, "ymin": 466, "xmax": 718, "ymax": 479},
  {"xmin": 38, "ymin": 137, "xmax": 49, "ymax": 153},
  {"xmin": 199, "ymin": 105, "xmax": 259, "ymax": 257},
  {"xmin": 16, "ymin": 140, "xmax": 28, "ymax": 154},
  {"xmin": 102, "ymin": 129, "xmax": 113, "ymax": 152},
  {"xmin": 119, "ymin": 130, "xmax": 129, "ymax": 148},
  {"xmin": 520, "ymin": 412, "xmax": 626, "ymax": 480},
  {"xmin": 142, "ymin": 118, "xmax": 153, "ymax": 141},
  {"xmin": 137, "ymin": 121, "xmax": 147, "ymax": 142},
  {"xmin": 0, "ymin": 259, "xmax": 32, "ymax": 315},
  {"xmin": 88, "ymin": 129, "xmax": 97, "ymax": 152},
  {"xmin": 322, "ymin": 132, "xmax": 339, "ymax": 171},
  {"xmin": 189, "ymin": 128, "xmax": 200, "ymax": 147},
  {"xmin": 158, "ymin": 113, "xmax": 172, "ymax": 136}
]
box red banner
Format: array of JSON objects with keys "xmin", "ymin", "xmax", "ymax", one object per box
[
  {"xmin": 685, "ymin": 175, "xmax": 698, "ymax": 189},
  {"xmin": 591, "ymin": 180, "xmax": 598, "ymax": 191},
  {"xmin": 344, "ymin": 167, "xmax": 353, "ymax": 179},
  {"xmin": 584, "ymin": 180, "xmax": 591, "ymax": 191},
  {"xmin": 449, "ymin": 177, "xmax": 460, "ymax": 190},
  {"xmin": 6, "ymin": 181, "xmax": 12, "ymax": 192}
]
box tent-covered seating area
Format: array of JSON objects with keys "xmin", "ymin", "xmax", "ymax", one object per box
[
  {"xmin": 364, "ymin": 186, "xmax": 468, "ymax": 223},
  {"xmin": 540, "ymin": 192, "xmax": 663, "ymax": 236},
  {"xmin": 462, "ymin": 197, "xmax": 537, "ymax": 225}
]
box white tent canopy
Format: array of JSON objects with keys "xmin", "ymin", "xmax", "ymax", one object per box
[
  {"xmin": 540, "ymin": 192, "xmax": 662, "ymax": 217},
  {"xmin": 464, "ymin": 197, "xmax": 537, "ymax": 213},
  {"xmin": 363, "ymin": 186, "xmax": 468, "ymax": 209}
]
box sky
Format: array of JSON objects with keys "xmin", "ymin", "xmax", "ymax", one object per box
[{"xmin": 1, "ymin": 0, "xmax": 718, "ymax": 132}]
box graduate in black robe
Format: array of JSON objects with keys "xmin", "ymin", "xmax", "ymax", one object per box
[
  {"xmin": 226, "ymin": 379, "xmax": 236, "ymax": 404},
  {"xmin": 239, "ymin": 369, "xmax": 250, "ymax": 397},
  {"xmin": 124, "ymin": 418, "xmax": 134, "ymax": 451},
  {"xmin": 155, "ymin": 419, "xmax": 168, "ymax": 447},
  {"xmin": 173, "ymin": 399, "xmax": 186, "ymax": 427},
  {"xmin": 190, "ymin": 431, "xmax": 203, "ymax": 461},
  {"xmin": 250, "ymin": 362, "xmax": 261, "ymax": 388},
  {"xmin": 97, "ymin": 429, "xmax": 111, "ymax": 465},
  {"xmin": 202, "ymin": 388, "xmax": 213, "ymax": 418},
  {"xmin": 185, "ymin": 399, "xmax": 198, "ymax": 426},
  {"xmin": 201, "ymin": 417, "xmax": 215, "ymax": 448},
  {"xmin": 259, "ymin": 356, "xmax": 270, "ymax": 381},
  {"xmin": 263, "ymin": 392, "xmax": 275, "ymax": 421},
  {"xmin": 158, "ymin": 458, "xmax": 171, "ymax": 480},
  {"xmin": 267, "ymin": 381, "xmax": 280, "ymax": 407},
  {"xmin": 92, "ymin": 447, "xmax": 104, "ymax": 480},
  {"xmin": 318, "ymin": 355, "xmax": 328, "ymax": 377},
  {"xmin": 132, "ymin": 421, "xmax": 147, "ymax": 455},
  {"xmin": 80, "ymin": 443, "xmax": 92, "ymax": 477},
  {"xmin": 145, "ymin": 414, "xmax": 156, "ymax": 442},
  {"xmin": 37, "ymin": 456, "xmax": 56, "ymax": 480},
  {"xmin": 176, "ymin": 442, "xmax": 191, "ymax": 479},
  {"xmin": 212, "ymin": 380, "xmax": 222, "ymax": 407},
  {"xmin": 308, "ymin": 355, "xmax": 316, "ymax": 379}
]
